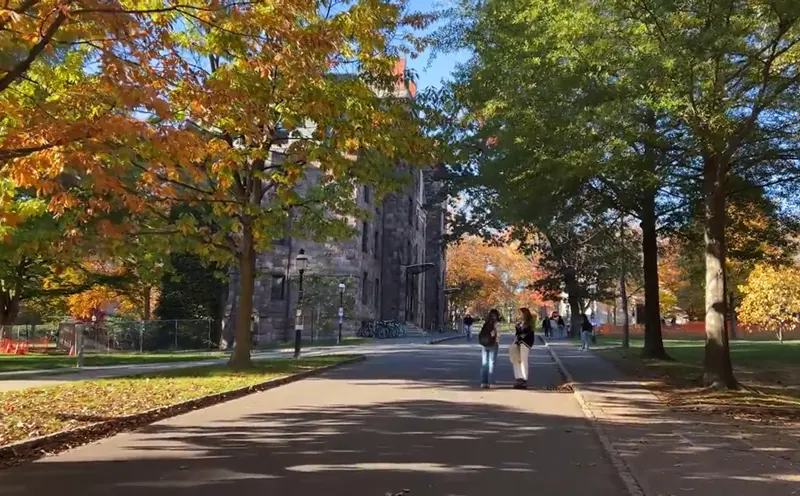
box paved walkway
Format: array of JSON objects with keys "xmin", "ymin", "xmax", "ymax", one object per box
[
  {"xmin": 0, "ymin": 336, "xmax": 625, "ymax": 495},
  {"xmin": 548, "ymin": 342, "xmax": 800, "ymax": 496},
  {"xmin": 0, "ymin": 335, "xmax": 461, "ymax": 393}
]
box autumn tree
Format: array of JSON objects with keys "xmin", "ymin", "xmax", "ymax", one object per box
[
  {"xmin": 0, "ymin": 180, "xmax": 136, "ymax": 325},
  {"xmin": 446, "ymin": 236, "xmax": 543, "ymax": 318},
  {"xmin": 738, "ymin": 264, "xmax": 800, "ymax": 343}
]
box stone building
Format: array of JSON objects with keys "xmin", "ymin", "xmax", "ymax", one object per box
[{"xmin": 224, "ymin": 59, "xmax": 446, "ymax": 343}]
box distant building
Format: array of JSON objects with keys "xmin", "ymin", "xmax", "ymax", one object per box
[{"xmin": 224, "ymin": 59, "xmax": 446, "ymax": 342}]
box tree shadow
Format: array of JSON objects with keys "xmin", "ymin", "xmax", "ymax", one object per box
[{"xmin": 0, "ymin": 339, "xmax": 797, "ymax": 495}]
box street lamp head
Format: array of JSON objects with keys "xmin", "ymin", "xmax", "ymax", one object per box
[
  {"xmin": 91, "ymin": 315, "xmax": 97, "ymax": 323},
  {"xmin": 338, "ymin": 282, "xmax": 346, "ymax": 293},
  {"xmin": 296, "ymin": 248, "xmax": 309, "ymax": 273}
]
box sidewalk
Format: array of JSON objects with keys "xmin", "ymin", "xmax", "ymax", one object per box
[
  {"xmin": 0, "ymin": 335, "xmax": 460, "ymax": 393},
  {"xmin": 547, "ymin": 342, "xmax": 800, "ymax": 496}
]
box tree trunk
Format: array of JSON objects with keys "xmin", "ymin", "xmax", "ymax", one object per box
[
  {"xmin": 564, "ymin": 270, "xmax": 582, "ymax": 339},
  {"xmin": 703, "ymin": 157, "xmax": 737, "ymax": 389},
  {"xmin": 228, "ymin": 221, "xmax": 255, "ymax": 369},
  {"xmin": 143, "ymin": 286, "xmax": 152, "ymax": 321},
  {"xmin": 618, "ymin": 216, "xmax": 629, "ymax": 348},
  {"xmin": 620, "ymin": 273, "xmax": 630, "ymax": 349},
  {"xmin": 0, "ymin": 290, "xmax": 20, "ymax": 328},
  {"xmin": 640, "ymin": 192, "xmax": 669, "ymax": 359}
]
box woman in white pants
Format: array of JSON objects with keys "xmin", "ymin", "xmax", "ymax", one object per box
[{"xmin": 510, "ymin": 307, "xmax": 536, "ymax": 389}]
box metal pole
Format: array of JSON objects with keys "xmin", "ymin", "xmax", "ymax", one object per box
[
  {"xmin": 208, "ymin": 318, "xmax": 212, "ymax": 349},
  {"xmin": 139, "ymin": 322, "xmax": 144, "ymax": 353},
  {"xmin": 174, "ymin": 320, "xmax": 178, "ymax": 350},
  {"xmin": 76, "ymin": 325, "xmax": 85, "ymax": 368},
  {"xmin": 294, "ymin": 270, "xmax": 305, "ymax": 358},
  {"xmin": 338, "ymin": 291, "xmax": 344, "ymax": 345}
]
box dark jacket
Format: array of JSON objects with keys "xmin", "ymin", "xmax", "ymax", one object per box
[
  {"xmin": 464, "ymin": 316, "xmax": 474, "ymax": 326},
  {"xmin": 515, "ymin": 322, "xmax": 535, "ymax": 348}
]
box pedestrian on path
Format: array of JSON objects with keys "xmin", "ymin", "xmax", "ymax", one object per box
[
  {"xmin": 478, "ymin": 308, "xmax": 501, "ymax": 389},
  {"xmin": 542, "ymin": 314, "xmax": 552, "ymax": 338},
  {"xmin": 556, "ymin": 313, "xmax": 566, "ymax": 338},
  {"xmin": 463, "ymin": 314, "xmax": 475, "ymax": 342},
  {"xmin": 510, "ymin": 307, "xmax": 535, "ymax": 389},
  {"xmin": 580, "ymin": 314, "xmax": 594, "ymax": 351}
]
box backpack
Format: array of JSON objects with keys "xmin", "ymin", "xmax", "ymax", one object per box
[{"xmin": 478, "ymin": 320, "xmax": 496, "ymax": 347}]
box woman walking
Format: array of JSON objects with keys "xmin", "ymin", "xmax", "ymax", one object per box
[
  {"xmin": 580, "ymin": 314, "xmax": 594, "ymax": 351},
  {"xmin": 478, "ymin": 308, "xmax": 501, "ymax": 389},
  {"xmin": 510, "ymin": 307, "xmax": 536, "ymax": 389}
]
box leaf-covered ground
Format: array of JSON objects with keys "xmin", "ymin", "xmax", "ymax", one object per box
[
  {"xmin": 0, "ymin": 351, "xmax": 229, "ymax": 373},
  {"xmin": 595, "ymin": 338, "xmax": 800, "ymax": 422},
  {"xmin": 0, "ymin": 355, "xmax": 355, "ymax": 447}
]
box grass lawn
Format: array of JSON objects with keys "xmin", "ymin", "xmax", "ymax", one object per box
[
  {"xmin": 0, "ymin": 355, "xmax": 356, "ymax": 447},
  {"xmin": 0, "ymin": 351, "xmax": 229, "ymax": 373},
  {"xmin": 594, "ymin": 336, "xmax": 800, "ymax": 420}
]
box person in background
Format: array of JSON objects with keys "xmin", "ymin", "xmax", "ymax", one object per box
[
  {"xmin": 478, "ymin": 308, "xmax": 501, "ymax": 389},
  {"xmin": 581, "ymin": 314, "xmax": 594, "ymax": 351},
  {"xmin": 510, "ymin": 307, "xmax": 536, "ymax": 389},
  {"xmin": 542, "ymin": 314, "xmax": 552, "ymax": 339},
  {"xmin": 556, "ymin": 313, "xmax": 566, "ymax": 338},
  {"xmin": 464, "ymin": 314, "xmax": 475, "ymax": 342}
]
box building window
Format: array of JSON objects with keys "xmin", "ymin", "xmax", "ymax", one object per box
[
  {"xmin": 362, "ymin": 221, "xmax": 369, "ymax": 253},
  {"xmin": 408, "ymin": 196, "xmax": 413, "ymax": 225},
  {"xmin": 374, "ymin": 278, "xmax": 380, "ymax": 310},
  {"xmin": 364, "ymin": 185, "xmax": 371, "ymax": 204},
  {"xmin": 374, "ymin": 230, "xmax": 379, "ymax": 259},
  {"xmin": 362, "ymin": 271, "xmax": 368, "ymax": 304},
  {"xmin": 270, "ymin": 276, "xmax": 285, "ymax": 301}
]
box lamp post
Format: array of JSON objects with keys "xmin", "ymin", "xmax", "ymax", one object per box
[
  {"xmin": 294, "ymin": 249, "xmax": 308, "ymax": 358},
  {"xmin": 337, "ymin": 283, "xmax": 346, "ymax": 344}
]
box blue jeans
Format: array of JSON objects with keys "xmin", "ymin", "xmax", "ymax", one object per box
[
  {"xmin": 480, "ymin": 344, "xmax": 499, "ymax": 384},
  {"xmin": 581, "ymin": 331, "xmax": 592, "ymax": 349}
]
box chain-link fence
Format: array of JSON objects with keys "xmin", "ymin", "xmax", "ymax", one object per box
[
  {"xmin": 0, "ymin": 319, "xmax": 218, "ymax": 355},
  {"xmin": 69, "ymin": 319, "xmax": 216, "ymax": 353}
]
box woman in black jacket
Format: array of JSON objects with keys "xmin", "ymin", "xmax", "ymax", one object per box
[{"xmin": 510, "ymin": 307, "xmax": 536, "ymax": 389}]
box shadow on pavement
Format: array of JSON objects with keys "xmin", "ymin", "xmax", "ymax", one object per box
[{"xmin": 0, "ymin": 398, "xmax": 621, "ymax": 496}]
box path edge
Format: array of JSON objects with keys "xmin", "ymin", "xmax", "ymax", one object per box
[
  {"xmin": 429, "ymin": 334, "xmax": 464, "ymax": 344},
  {"xmin": 0, "ymin": 355, "xmax": 366, "ymax": 469},
  {"xmin": 544, "ymin": 342, "xmax": 647, "ymax": 496}
]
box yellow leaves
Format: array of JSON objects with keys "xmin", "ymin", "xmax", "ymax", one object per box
[
  {"xmin": 447, "ymin": 236, "xmax": 544, "ymax": 314},
  {"xmin": 67, "ymin": 285, "xmax": 134, "ymax": 320},
  {"xmin": 738, "ymin": 264, "xmax": 800, "ymax": 334}
]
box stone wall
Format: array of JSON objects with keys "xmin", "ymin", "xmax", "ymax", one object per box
[{"xmin": 225, "ymin": 166, "xmax": 440, "ymax": 343}]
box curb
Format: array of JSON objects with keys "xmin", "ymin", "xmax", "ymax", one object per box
[
  {"xmin": 543, "ymin": 340, "xmax": 646, "ymax": 496},
  {"xmin": 0, "ymin": 355, "xmax": 366, "ymax": 469},
  {"xmin": 428, "ymin": 334, "xmax": 464, "ymax": 344}
]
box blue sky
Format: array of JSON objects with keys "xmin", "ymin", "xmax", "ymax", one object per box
[{"xmin": 405, "ymin": 0, "xmax": 471, "ymax": 91}]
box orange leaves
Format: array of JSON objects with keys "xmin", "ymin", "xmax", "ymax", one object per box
[{"xmin": 447, "ymin": 236, "xmax": 545, "ymax": 314}]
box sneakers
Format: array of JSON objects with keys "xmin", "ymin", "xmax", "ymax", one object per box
[
  {"xmin": 480, "ymin": 383, "xmax": 490, "ymax": 389},
  {"xmin": 513, "ymin": 379, "xmax": 528, "ymax": 390}
]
